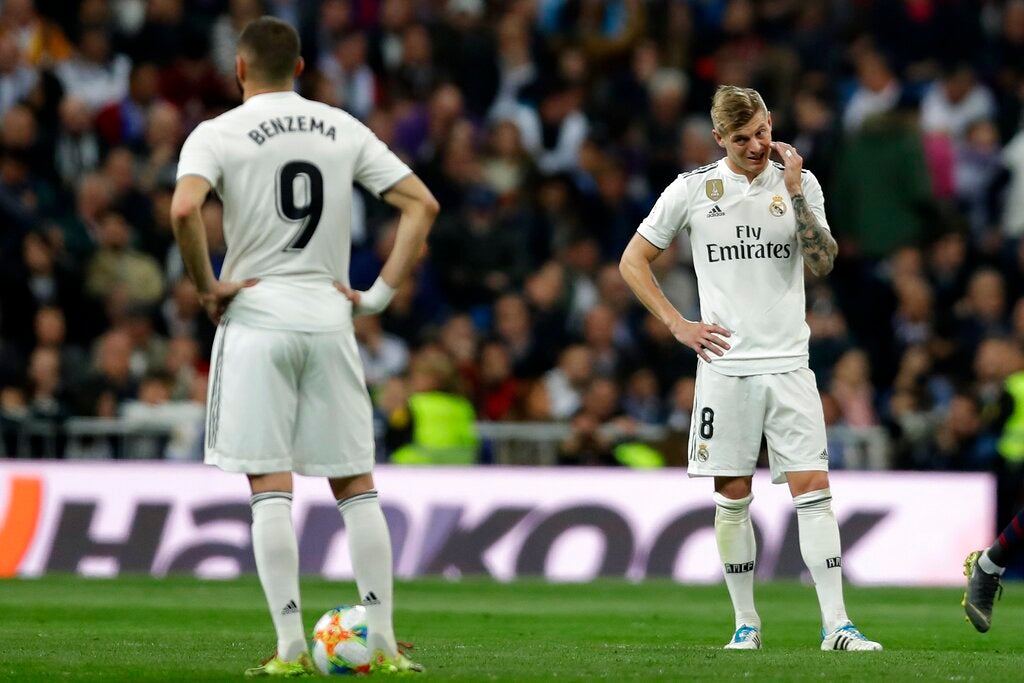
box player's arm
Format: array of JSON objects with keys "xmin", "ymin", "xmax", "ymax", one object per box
[
  {"xmin": 770, "ymin": 141, "xmax": 837, "ymax": 277},
  {"xmin": 619, "ymin": 234, "xmax": 730, "ymax": 363},
  {"xmin": 170, "ymin": 175, "xmax": 255, "ymax": 324},
  {"xmin": 338, "ymin": 174, "xmax": 440, "ymax": 316}
]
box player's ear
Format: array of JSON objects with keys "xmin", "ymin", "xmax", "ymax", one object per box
[
  {"xmin": 294, "ymin": 57, "xmax": 305, "ymax": 80},
  {"xmin": 712, "ymin": 128, "xmax": 725, "ymax": 148},
  {"xmin": 235, "ymin": 54, "xmax": 245, "ymax": 83}
]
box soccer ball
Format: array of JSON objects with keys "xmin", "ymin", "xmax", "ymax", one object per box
[{"xmin": 311, "ymin": 605, "xmax": 371, "ymax": 675}]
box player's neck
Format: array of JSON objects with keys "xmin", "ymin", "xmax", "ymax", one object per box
[{"xmin": 242, "ymin": 83, "xmax": 294, "ymax": 102}]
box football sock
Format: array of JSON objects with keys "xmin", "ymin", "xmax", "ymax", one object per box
[
  {"xmin": 714, "ymin": 492, "xmax": 760, "ymax": 629},
  {"xmin": 251, "ymin": 492, "xmax": 306, "ymax": 661},
  {"xmin": 338, "ymin": 490, "xmax": 398, "ymax": 657},
  {"xmin": 985, "ymin": 508, "xmax": 1024, "ymax": 570},
  {"xmin": 793, "ymin": 488, "xmax": 849, "ymax": 633}
]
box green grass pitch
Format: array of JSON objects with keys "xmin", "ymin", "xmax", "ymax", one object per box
[{"xmin": 0, "ymin": 575, "xmax": 1020, "ymax": 681}]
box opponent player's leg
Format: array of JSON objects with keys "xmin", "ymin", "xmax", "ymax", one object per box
[
  {"xmin": 766, "ymin": 369, "xmax": 880, "ymax": 651},
  {"xmin": 246, "ymin": 472, "xmax": 313, "ymax": 676},
  {"xmin": 963, "ymin": 507, "xmax": 1023, "ymax": 632},
  {"xmin": 714, "ymin": 475, "xmax": 761, "ymax": 649},
  {"xmin": 688, "ymin": 365, "xmax": 765, "ymax": 649}
]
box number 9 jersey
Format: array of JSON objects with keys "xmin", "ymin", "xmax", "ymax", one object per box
[{"xmin": 176, "ymin": 91, "xmax": 412, "ymax": 332}]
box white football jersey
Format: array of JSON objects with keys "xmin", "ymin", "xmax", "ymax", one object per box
[
  {"xmin": 176, "ymin": 91, "xmax": 411, "ymax": 331},
  {"xmin": 637, "ymin": 158, "xmax": 830, "ymax": 377}
]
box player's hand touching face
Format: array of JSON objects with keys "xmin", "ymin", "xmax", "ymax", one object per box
[
  {"xmin": 668, "ymin": 317, "xmax": 732, "ymax": 363},
  {"xmin": 199, "ymin": 278, "xmax": 259, "ymax": 324},
  {"xmin": 769, "ymin": 140, "xmax": 804, "ymax": 195}
]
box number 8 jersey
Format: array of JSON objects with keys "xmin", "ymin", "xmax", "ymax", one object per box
[{"xmin": 176, "ymin": 91, "xmax": 412, "ymax": 331}]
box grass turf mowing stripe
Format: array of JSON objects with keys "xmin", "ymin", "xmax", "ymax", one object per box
[{"xmin": 0, "ymin": 576, "xmax": 1020, "ymax": 681}]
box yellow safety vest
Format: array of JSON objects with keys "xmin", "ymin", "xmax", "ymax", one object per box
[
  {"xmin": 998, "ymin": 372, "xmax": 1024, "ymax": 463},
  {"xmin": 391, "ymin": 392, "xmax": 479, "ymax": 465}
]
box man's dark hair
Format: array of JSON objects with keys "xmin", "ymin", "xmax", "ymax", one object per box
[{"xmin": 237, "ymin": 17, "xmax": 300, "ymax": 84}]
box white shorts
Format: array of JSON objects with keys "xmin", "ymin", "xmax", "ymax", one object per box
[
  {"xmin": 204, "ymin": 320, "xmax": 374, "ymax": 477},
  {"xmin": 687, "ymin": 364, "xmax": 828, "ymax": 484}
]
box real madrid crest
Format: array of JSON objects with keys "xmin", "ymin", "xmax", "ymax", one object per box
[
  {"xmin": 697, "ymin": 444, "xmax": 709, "ymax": 462},
  {"xmin": 769, "ymin": 195, "xmax": 787, "ymax": 217},
  {"xmin": 706, "ymin": 179, "xmax": 724, "ymax": 201}
]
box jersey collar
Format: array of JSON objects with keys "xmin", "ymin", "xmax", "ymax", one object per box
[
  {"xmin": 244, "ymin": 91, "xmax": 300, "ymax": 104},
  {"xmin": 716, "ymin": 157, "xmax": 777, "ymax": 186}
]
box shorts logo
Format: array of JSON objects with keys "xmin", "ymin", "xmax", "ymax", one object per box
[
  {"xmin": 706, "ymin": 179, "xmax": 724, "ymax": 201},
  {"xmin": 826, "ymin": 556, "xmax": 842, "ymax": 569},
  {"xmin": 769, "ymin": 195, "xmax": 787, "ymax": 217},
  {"xmin": 725, "ymin": 561, "xmax": 754, "ymax": 574},
  {"xmin": 697, "ymin": 444, "xmax": 710, "ymax": 462},
  {"xmin": 819, "ymin": 448, "xmax": 829, "ymax": 461}
]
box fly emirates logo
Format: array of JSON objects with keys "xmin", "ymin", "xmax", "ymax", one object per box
[{"xmin": 707, "ymin": 225, "xmax": 792, "ymax": 263}]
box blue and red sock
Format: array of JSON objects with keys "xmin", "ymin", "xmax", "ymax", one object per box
[{"xmin": 987, "ymin": 508, "xmax": 1024, "ymax": 568}]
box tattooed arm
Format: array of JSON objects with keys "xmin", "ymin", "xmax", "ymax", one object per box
[
  {"xmin": 792, "ymin": 193, "xmax": 837, "ymax": 277},
  {"xmin": 770, "ymin": 140, "xmax": 837, "ymax": 278}
]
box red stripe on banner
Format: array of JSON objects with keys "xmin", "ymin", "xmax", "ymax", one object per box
[{"xmin": 0, "ymin": 476, "xmax": 43, "ymax": 577}]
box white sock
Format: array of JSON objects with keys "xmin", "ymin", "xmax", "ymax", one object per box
[
  {"xmin": 979, "ymin": 549, "xmax": 1006, "ymax": 576},
  {"xmin": 338, "ymin": 490, "xmax": 398, "ymax": 657},
  {"xmin": 714, "ymin": 492, "xmax": 760, "ymax": 630},
  {"xmin": 793, "ymin": 488, "xmax": 849, "ymax": 633},
  {"xmin": 251, "ymin": 492, "xmax": 306, "ymax": 661}
]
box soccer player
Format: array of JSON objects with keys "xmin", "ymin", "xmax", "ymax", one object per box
[
  {"xmin": 964, "ymin": 509, "xmax": 1024, "ymax": 632},
  {"xmin": 170, "ymin": 17, "xmax": 438, "ymax": 676},
  {"xmin": 619, "ymin": 86, "xmax": 882, "ymax": 652}
]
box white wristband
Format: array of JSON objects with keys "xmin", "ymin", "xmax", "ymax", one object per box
[{"xmin": 354, "ymin": 276, "xmax": 396, "ymax": 316}]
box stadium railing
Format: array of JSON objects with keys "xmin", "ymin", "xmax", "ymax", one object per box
[{"xmin": 0, "ymin": 416, "xmax": 892, "ymax": 469}]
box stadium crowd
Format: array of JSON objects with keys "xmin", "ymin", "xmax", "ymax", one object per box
[{"xmin": 0, "ymin": 0, "xmax": 1023, "ymax": 486}]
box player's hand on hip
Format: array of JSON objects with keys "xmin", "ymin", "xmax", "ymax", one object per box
[
  {"xmin": 669, "ymin": 318, "xmax": 731, "ymax": 363},
  {"xmin": 199, "ymin": 279, "xmax": 259, "ymax": 325},
  {"xmin": 770, "ymin": 141, "xmax": 803, "ymax": 195},
  {"xmin": 334, "ymin": 276, "xmax": 396, "ymax": 317}
]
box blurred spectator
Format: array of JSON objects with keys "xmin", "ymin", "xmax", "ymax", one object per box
[
  {"xmin": 842, "ymin": 49, "xmax": 901, "ymax": 133},
  {"xmin": 55, "ymin": 25, "xmax": 131, "ymax": 112},
  {"xmin": 476, "ymin": 340, "xmax": 520, "ymax": 421},
  {"xmin": 829, "ymin": 349, "xmax": 878, "ymax": 428},
  {"xmin": 388, "ymin": 347, "xmax": 479, "ymax": 464},
  {"xmin": 54, "ymin": 96, "xmax": 100, "ymax": 188},
  {"xmin": 0, "ymin": 29, "xmax": 38, "ymax": 115},
  {"xmin": 831, "ymin": 107, "xmax": 934, "ymax": 258},
  {"xmin": 95, "ymin": 62, "xmax": 161, "ymax": 149},
  {"xmin": 0, "ymin": 0, "xmax": 72, "ymax": 66},
  {"xmin": 542, "ymin": 344, "xmax": 593, "ymax": 420},
  {"xmin": 210, "ymin": 0, "xmax": 264, "ymax": 79},
  {"xmin": 85, "ymin": 211, "xmax": 163, "ymax": 306},
  {"xmin": 356, "ymin": 314, "xmax": 410, "ymax": 389},
  {"xmin": 319, "ymin": 30, "xmax": 375, "ymax": 121},
  {"xmin": 920, "ymin": 64, "xmax": 996, "ymax": 141}
]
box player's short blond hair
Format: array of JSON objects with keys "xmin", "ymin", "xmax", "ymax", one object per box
[{"xmin": 711, "ymin": 86, "xmax": 768, "ymax": 136}]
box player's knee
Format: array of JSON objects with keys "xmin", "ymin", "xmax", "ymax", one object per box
[
  {"xmin": 787, "ymin": 470, "xmax": 830, "ymax": 498},
  {"xmin": 329, "ymin": 472, "xmax": 375, "ymax": 501},
  {"xmin": 714, "ymin": 476, "xmax": 752, "ymax": 500}
]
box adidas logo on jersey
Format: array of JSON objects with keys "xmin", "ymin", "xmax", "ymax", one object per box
[{"xmin": 706, "ymin": 204, "xmax": 725, "ymax": 218}]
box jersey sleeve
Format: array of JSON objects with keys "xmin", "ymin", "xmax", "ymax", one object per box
[
  {"xmin": 176, "ymin": 122, "xmax": 221, "ymax": 187},
  {"xmin": 800, "ymin": 170, "xmax": 830, "ymax": 231},
  {"xmin": 637, "ymin": 177, "xmax": 689, "ymax": 249},
  {"xmin": 354, "ymin": 123, "xmax": 412, "ymax": 197}
]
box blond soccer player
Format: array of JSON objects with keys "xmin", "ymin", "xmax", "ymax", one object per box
[{"xmin": 620, "ymin": 86, "xmax": 882, "ymax": 652}]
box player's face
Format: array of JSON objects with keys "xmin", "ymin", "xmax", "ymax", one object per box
[{"xmin": 716, "ymin": 111, "xmax": 772, "ymax": 179}]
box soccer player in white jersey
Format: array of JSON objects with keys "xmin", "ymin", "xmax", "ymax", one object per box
[
  {"xmin": 620, "ymin": 86, "xmax": 882, "ymax": 652},
  {"xmin": 170, "ymin": 18, "xmax": 438, "ymax": 676}
]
